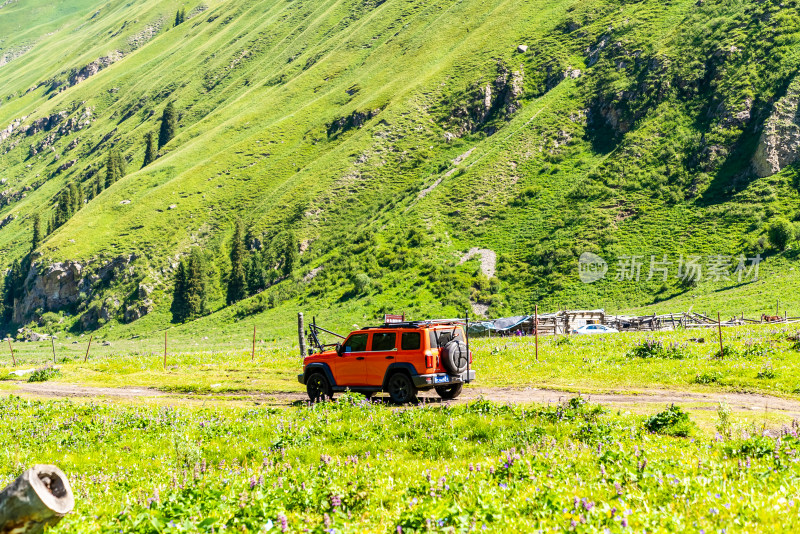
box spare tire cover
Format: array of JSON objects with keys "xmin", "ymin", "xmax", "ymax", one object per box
[{"xmin": 442, "ymin": 339, "xmax": 468, "ymax": 374}]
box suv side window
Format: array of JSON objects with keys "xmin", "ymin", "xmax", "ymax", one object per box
[
  {"xmin": 401, "ymin": 332, "xmax": 421, "ymax": 351},
  {"xmin": 344, "ymin": 333, "xmax": 368, "ymax": 352},
  {"xmin": 372, "ymin": 332, "xmax": 396, "ymax": 351}
]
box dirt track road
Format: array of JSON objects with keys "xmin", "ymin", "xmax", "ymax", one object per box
[{"xmin": 10, "ymin": 382, "xmax": 800, "ymax": 417}]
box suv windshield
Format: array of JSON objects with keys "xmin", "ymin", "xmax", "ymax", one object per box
[{"xmin": 344, "ymin": 333, "xmax": 368, "ymax": 352}]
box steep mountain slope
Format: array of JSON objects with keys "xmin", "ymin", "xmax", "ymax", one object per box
[{"xmin": 2, "ymin": 0, "xmax": 800, "ymax": 338}]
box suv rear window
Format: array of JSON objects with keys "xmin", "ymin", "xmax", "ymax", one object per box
[
  {"xmin": 372, "ymin": 332, "xmax": 396, "ymax": 351},
  {"xmin": 344, "ymin": 333, "xmax": 368, "ymax": 352},
  {"xmin": 429, "ymin": 328, "xmax": 464, "ymax": 348},
  {"xmin": 401, "ymin": 332, "xmax": 421, "ymax": 350}
]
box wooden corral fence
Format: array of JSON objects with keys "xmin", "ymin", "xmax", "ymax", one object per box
[{"xmin": 473, "ymin": 308, "xmax": 800, "ymax": 336}]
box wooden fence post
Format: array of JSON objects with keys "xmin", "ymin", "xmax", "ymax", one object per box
[
  {"xmin": 298, "ymin": 313, "xmax": 306, "ymax": 358},
  {"xmin": 534, "ymin": 304, "xmax": 539, "ymax": 362},
  {"xmin": 717, "ymin": 311, "xmax": 724, "ymax": 359},
  {"xmin": 6, "ymin": 338, "xmax": 15, "ymax": 367},
  {"xmin": 83, "ymin": 335, "xmax": 92, "ymax": 363},
  {"xmin": 0, "ymin": 464, "xmax": 74, "ymax": 533},
  {"xmin": 252, "ymin": 325, "xmax": 256, "ymax": 362},
  {"xmin": 51, "ymin": 337, "xmax": 56, "ymax": 365}
]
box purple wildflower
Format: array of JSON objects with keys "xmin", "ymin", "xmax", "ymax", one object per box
[{"xmin": 278, "ymin": 513, "xmax": 288, "ymax": 532}]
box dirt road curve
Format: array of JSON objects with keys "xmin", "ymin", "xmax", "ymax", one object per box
[{"xmin": 10, "ymin": 382, "xmax": 800, "ymax": 417}]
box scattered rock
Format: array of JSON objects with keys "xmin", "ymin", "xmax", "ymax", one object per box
[
  {"xmin": 168, "ymin": 204, "xmax": 177, "ymax": 210},
  {"xmin": 120, "ymin": 199, "xmax": 131, "ymax": 205},
  {"xmin": 516, "ymin": 45, "xmax": 528, "ymax": 53}
]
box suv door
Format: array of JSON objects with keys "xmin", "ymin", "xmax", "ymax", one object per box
[
  {"xmin": 365, "ymin": 331, "xmax": 398, "ymax": 385},
  {"xmin": 335, "ymin": 333, "xmax": 369, "ymax": 386},
  {"xmin": 397, "ymin": 331, "xmax": 424, "ymax": 373}
]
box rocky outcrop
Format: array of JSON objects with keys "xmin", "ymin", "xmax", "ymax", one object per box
[
  {"xmin": 327, "ymin": 108, "xmax": 383, "ymax": 137},
  {"xmin": 66, "ymin": 51, "xmax": 123, "ymax": 87},
  {"xmin": 13, "ymin": 262, "xmax": 86, "ymax": 324},
  {"xmin": 12, "ymin": 254, "xmax": 137, "ymax": 324},
  {"xmin": 0, "ymin": 213, "xmax": 14, "ymax": 229},
  {"xmin": 753, "ymin": 76, "xmax": 800, "ymax": 178},
  {"xmin": 443, "ymin": 62, "xmax": 525, "ymax": 139}
]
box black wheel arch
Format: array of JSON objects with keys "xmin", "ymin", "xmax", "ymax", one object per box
[
  {"xmin": 381, "ymin": 362, "xmax": 419, "ymax": 390},
  {"xmin": 303, "ymin": 362, "xmax": 337, "ymax": 387}
]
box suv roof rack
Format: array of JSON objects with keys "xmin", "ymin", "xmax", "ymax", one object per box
[{"xmin": 361, "ymin": 318, "xmax": 466, "ymax": 330}]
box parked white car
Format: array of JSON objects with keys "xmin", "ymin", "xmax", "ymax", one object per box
[{"xmin": 572, "ymin": 324, "xmax": 619, "ymax": 335}]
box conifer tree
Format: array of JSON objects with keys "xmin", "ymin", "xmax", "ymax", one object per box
[
  {"xmin": 143, "ymin": 131, "xmax": 157, "ymax": 167},
  {"xmin": 171, "ymin": 249, "xmax": 207, "ymax": 322},
  {"xmin": 1, "ymin": 260, "xmax": 22, "ymax": 323},
  {"xmin": 174, "ymin": 9, "xmax": 182, "ymax": 26},
  {"xmin": 226, "ymin": 219, "xmax": 247, "ymax": 305},
  {"xmin": 185, "ymin": 248, "xmax": 207, "ymax": 317},
  {"xmin": 282, "ymin": 230, "xmax": 298, "ymax": 276},
  {"xmin": 105, "ymin": 149, "xmax": 125, "ymax": 189},
  {"xmin": 31, "ymin": 213, "xmax": 41, "ymax": 251},
  {"xmin": 170, "ymin": 260, "xmax": 188, "ymax": 322},
  {"xmin": 180, "ymin": 8, "xmax": 186, "ymax": 23},
  {"xmin": 158, "ymin": 102, "xmax": 177, "ymax": 149}
]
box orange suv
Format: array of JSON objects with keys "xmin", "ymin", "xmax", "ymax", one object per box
[{"xmin": 298, "ymin": 319, "xmax": 475, "ymax": 404}]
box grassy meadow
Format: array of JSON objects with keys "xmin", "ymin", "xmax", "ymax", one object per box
[
  {"xmin": 5, "ymin": 323, "xmax": 800, "ymax": 401},
  {"xmin": 4, "ymin": 393, "xmax": 800, "ymax": 533}
]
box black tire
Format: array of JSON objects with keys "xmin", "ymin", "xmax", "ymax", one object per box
[
  {"xmin": 306, "ymin": 372, "xmax": 332, "ymax": 402},
  {"xmin": 442, "ymin": 339, "xmax": 469, "ymax": 374},
  {"xmin": 387, "ymin": 373, "xmax": 417, "ymax": 404},
  {"xmin": 435, "ymin": 383, "xmax": 463, "ymax": 400}
]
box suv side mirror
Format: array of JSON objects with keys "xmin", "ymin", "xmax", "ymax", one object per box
[{"xmin": 336, "ymin": 342, "xmax": 343, "ymax": 356}]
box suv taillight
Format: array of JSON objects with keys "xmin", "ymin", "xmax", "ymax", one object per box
[{"xmin": 425, "ymin": 352, "xmax": 434, "ymax": 369}]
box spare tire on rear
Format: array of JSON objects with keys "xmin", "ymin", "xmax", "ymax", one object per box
[{"xmin": 442, "ymin": 339, "xmax": 468, "ymax": 374}]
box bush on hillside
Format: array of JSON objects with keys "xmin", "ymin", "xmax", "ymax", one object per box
[{"xmin": 768, "ymin": 218, "xmax": 795, "ymax": 251}]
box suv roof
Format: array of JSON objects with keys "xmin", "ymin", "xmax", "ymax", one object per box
[{"xmin": 360, "ymin": 319, "xmax": 466, "ymax": 330}]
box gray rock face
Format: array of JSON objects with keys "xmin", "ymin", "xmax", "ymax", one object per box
[
  {"xmin": 13, "ymin": 262, "xmax": 85, "ymax": 323},
  {"xmin": 753, "ymin": 76, "xmax": 800, "ymax": 178},
  {"xmin": 12, "ymin": 254, "xmax": 137, "ymax": 324}
]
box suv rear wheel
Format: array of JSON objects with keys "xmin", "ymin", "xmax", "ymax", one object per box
[
  {"xmin": 306, "ymin": 372, "xmax": 332, "ymax": 402},
  {"xmin": 435, "ymin": 383, "xmax": 463, "ymax": 400},
  {"xmin": 387, "ymin": 373, "xmax": 417, "ymax": 404}
]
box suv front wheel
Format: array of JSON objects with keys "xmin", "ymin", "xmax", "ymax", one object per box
[
  {"xmin": 435, "ymin": 383, "xmax": 463, "ymax": 400},
  {"xmin": 387, "ymin": 373, "xmax": 417, "ymax": 404},
  {"xmin": 306, "ymin": 372, "xmax": 332, "ymax": 402}
]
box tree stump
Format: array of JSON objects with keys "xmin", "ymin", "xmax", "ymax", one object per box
[{"xmin": 0, "ymin": 465, "xmax": 74, "ymax": 534}]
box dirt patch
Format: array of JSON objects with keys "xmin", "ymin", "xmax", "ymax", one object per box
[
  {"xmin": 460, "ymin": 247, "xmax": 496, "ymax": 278},
  {"xmin": 12, "ymin": 382, "xmax": 800, "ymax": 417}
]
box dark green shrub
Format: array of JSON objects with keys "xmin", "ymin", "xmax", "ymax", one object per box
[
  {"xmin": 27, "ymin": 367, "xmax": 61, "ymax": 383},
  {"xmin": 644, "ymin": 405, "xmax": 694, "ymax": 437},
  {"xmin": 627, "ymin": 339, "xmax": 685, "ymax": 359},
  {"xmin": 768, "ymin": 218, "xmax": 794, "ymax": 251}
]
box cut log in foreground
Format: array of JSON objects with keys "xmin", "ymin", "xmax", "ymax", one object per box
[{"xmin": 0, "ymin": 465, "xmax": 74, "ymax": 534}]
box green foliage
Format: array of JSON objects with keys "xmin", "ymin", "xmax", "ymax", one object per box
[
  {"xmin": 626, "ymin": 339, "xmax": 685, "ymax": 359},
  {"xmin": 226, "ymin": 220, "xmax": 247, "ymax": 305},
  {"xmin": 1, "ymin": 396, "xmax": 798, "ymax": 532},
  {"xmin": 644, "ymin": 404, "xmax": 694, "ymax": 437},
  {"xmin": 694, "ymin": 371, "xmax": 722, "ymax": 384},
  {"xmin": 172, "ymin": 249, "xmax": 208, "ymax": 322},
  {"xmin": 104, "ymin": 149, "xmax": 125, "ymax": 189},
  {"xmin": 27, "ymin": 367, "xmax": 61, "ymax": 382},
  {"xmin": 768, "ymin": 218, "xmax": 795, "ymax": 251},
  {"xmin": 158, "ymin": 102, "xmax": 177, "ymax": 149},
  {"xmin": 143, "ymin": 131, "xmax": 157, "ymax": 167},
  {"xmin": 174, "ymin": 8, "xmax": 186, "ymax": 27},
  {"xmin": 30, "ymin": 212, "xmax": 41, "ymax": 251},
  {"xmin": 756, "ymin": 363, "xmax": 776, "ymax": 379}
]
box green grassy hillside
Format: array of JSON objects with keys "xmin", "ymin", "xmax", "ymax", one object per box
[{"xmin": 2, "ymin": 0, "xmax": 800, "ymax": 341}]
